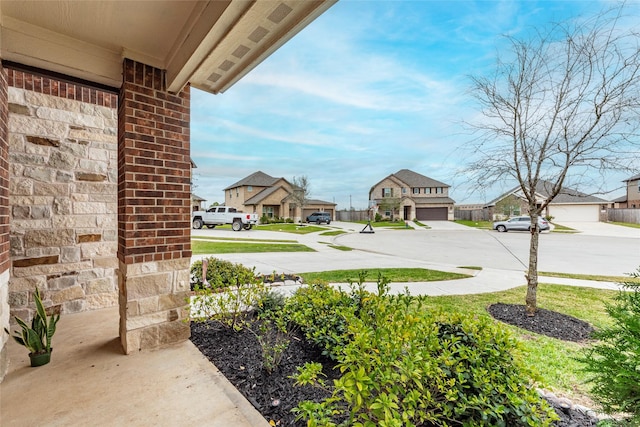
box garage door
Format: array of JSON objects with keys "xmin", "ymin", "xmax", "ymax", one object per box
[
  {"xmin": 548, "ymin": 204, "xmax": 599, "ymax": 222},
  {"xmin": 416, "ymin": 207, "xmax": 448, "ymax": 220}
]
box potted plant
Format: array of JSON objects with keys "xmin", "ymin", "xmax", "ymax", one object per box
[{"xmin": 4, "ymin": 288, "xmax": 60, "ymax": 367}]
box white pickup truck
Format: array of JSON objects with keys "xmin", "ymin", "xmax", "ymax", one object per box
[{"xmin": 191, "ymin": 206, "xmax": 259, "ymax": 231}]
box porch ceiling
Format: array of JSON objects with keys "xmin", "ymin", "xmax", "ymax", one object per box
[{"xmin": 0, "ymin": 0, "xmax": 335, "ymax": 93}]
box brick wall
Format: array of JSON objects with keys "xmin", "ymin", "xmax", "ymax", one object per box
[
  {"xmin": 1, "ymin": 63, "xmax": 10, "ymax": 381},
  {"xmin": 7, "ymin": 68, "xmax": 119, "ymax": 320},
  {"xmin": 118, "ymin": 59, "xmax": 191, "ymax": 264}
]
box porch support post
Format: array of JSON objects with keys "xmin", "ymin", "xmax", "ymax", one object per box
[
  {"xmin": 0, "ymin": 63, "xmax": 10, "ymax": 379},
  {"xmin": 117, "ymin": 59, "xmax": 192, "ymax": 353}
]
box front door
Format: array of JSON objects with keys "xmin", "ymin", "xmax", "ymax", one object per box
[{"xmin": 403, "ymin": 206, "xmax": 411, "ymax": 220}]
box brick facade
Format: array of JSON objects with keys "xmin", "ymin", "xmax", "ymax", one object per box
[
  {"xmin": 0, "ymin": 63, "xmax": 10, "ymax": 381},
  {"xmin": 117, "ymin": 59, "xmax": 191, "ymax": 353}
]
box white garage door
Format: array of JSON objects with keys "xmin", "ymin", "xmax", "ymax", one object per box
[{"xmin": 548, "ymin": 204, "xmax": 599, "ymax": 222}]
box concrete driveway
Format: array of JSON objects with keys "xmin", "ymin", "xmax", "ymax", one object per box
[{"xmin": 557, "ymin": 221, "xmax": 640, "ymax": 238}]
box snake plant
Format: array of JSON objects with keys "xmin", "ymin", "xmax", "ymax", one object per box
[{"xmin": 4, "ymin": 288, "xmax": 60, "ymax": 355}]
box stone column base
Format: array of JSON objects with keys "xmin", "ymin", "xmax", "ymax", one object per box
[{"xmin": 118, "ymin": 258, "xmax": 191, "ymax": 354}]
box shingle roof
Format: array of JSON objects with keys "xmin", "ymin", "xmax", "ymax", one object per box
[
  {"xmin": 486, "ymin": 180, "xmax": 608, "ymax": 206},
  {"xmin": 624, "ymin": 174, "xmax": 640, "ymax": 182},
  {"xmin": 411, "ymin": 196, "xmax": 456, "ymax": 204},
  {"xmin": 244, "ymin": 185, "xmax": 287, "ymax": 205},
  {"xmin": 392, "ymin": 169, "xmax": 449, "ymax": 188},
  {"xmin": 224, "ymin": 171, "xmax": 278, "ymax": 190}
]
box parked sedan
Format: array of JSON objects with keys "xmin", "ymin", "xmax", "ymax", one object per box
[{"xmin": 493, "ymin": 216, "xmax": 550, "ymax": 232}]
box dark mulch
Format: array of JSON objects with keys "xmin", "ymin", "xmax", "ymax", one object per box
[
  {"xmin": 190, "ymin": 306, "xmax": 599, "ymax": 426},
  {"xmin": 487, "ymin": 303, "xmax": 596, "ymax": 342}
]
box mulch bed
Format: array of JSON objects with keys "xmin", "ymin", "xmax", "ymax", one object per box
[{"xmin": 191, "ymin": 305, "xmax": 600, "ymax": 426}]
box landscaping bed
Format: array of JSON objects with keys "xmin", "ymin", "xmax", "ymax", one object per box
[{"xmin": 191, "ymin": 305, "xmax": 600, "ymax": 426}]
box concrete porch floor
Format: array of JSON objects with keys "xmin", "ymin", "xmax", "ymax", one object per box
[{"xmin": 1, "ymin": 307, "xmax": 269, "ymax": 426}]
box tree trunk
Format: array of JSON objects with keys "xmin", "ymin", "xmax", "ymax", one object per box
[{"xmin": 525, "ymin": 214, "xmax": 540, "ymax": 316}]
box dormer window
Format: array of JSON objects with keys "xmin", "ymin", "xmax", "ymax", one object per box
[{"xmin": 248, "ymin": 186, "xmax": 253, "ymax": 192}]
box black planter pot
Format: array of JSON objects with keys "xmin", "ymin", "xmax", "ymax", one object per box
[{"xmin": 29, "ymin": 350, "xmax": 51, "ymax": 367}]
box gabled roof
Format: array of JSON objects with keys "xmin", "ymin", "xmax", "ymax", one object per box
[
  {"xmin": 370, "ymin": 169, "xmax": 449, "ymax": 194},
  {"xmin": 624, "ymin": 174, "xmax": 640, "ymax": 182},
  {"xmin": 306, "ymin": 199, "xmax": 337, "ymax": 206},
  {"xmin": 412, "ymin": 196, "xmax": 456, "ymax": 204},
  {"xmin": 244, "ymin": 185, "xmax": 289, "ymax": 205},
  {"xmin": 191, "ymin": 194, "xmax": 206, "ymax": 202},
  {"xmin": 393, "ymin": 169, "xmax": 449, "ymax": 188},
  {"xmin": 224, "ymin": 171, "xmax": 279, "ymax": 190},
  {"xmin": 486, "ymin": 180, "xmax": 608, "ymax": 207}
]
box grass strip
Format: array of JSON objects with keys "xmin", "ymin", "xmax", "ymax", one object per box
[
  {"xmin": 539, "ymin": 271, "xmax": 640, "ymax": 284},
  {"xmin": 454, "ymin": 219, "xmax": 493, "ymax": 229},
  {"xmin": 608, "ymin": 221, "xmax": 640, "ymax": 229},
  {"xmin": 192, "ymin": 240, "xmax": 315, "ymax": 255},
  {"xmin": 192, "ymin": 236, "xmax": 297, "ymax": 243},
  {"xmin": 255, "ymin": 224, "xmax": 327, "ymax": 234},
  {"xmin": 300, "ymin": 268, "xmax": 470, "ymax": 283}
]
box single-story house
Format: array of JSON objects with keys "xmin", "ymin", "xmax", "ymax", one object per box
[
  {"xmin": 485, "ymin": 181, "xmax": 609, "ymax": 222},
  {"xmin": 369, "ymin": 169, "xmax": 455, "ymax": 221},
  {"xmin": 224, "ymin": 171, "xmax": 336, "ymax": 221}
]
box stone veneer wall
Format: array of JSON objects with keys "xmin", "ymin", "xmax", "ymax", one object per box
[{"xmin": 7, "ymin": 69, "xmax": 119, "ymax": 323}]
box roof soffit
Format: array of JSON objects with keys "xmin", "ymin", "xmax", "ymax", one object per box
[{"xmin": 0, "ymin": 0, "xmax": 336, "ymax": 94}]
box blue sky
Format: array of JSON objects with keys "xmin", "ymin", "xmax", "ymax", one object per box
[{"xmin": 190, "ymin": 0, "xmax": 638, "ymax": 210}]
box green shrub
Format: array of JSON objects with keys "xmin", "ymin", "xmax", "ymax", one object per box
[
  {"xmin": 579, "ymin": 267, "xmax": 640, "ymax": 424},
  {"xmin": 293, "ymin": 279, "xmax": 557, "ymax": 426},
  {"xmin": 190, "ymin": 257, "xmax": 256, "ymax": 291},
  {"xmin": 283, "ymin": 282, "xmax": 359, "ymax": 360},
  {"xmin": 190, "ymin": 257, "xmax": 264, "ymax": 330}
]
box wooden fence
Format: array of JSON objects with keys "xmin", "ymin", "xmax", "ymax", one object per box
[
  {"xmin": 454, "ymin": 208, "xmax": 490, "ymax": 222},
  {"xmin": 607, "ymin": 208, "xmax": 640, "ymax": 224},
  {"xmin": 336, "ymin": 209, "xmax": 370, "ymax": 222}
]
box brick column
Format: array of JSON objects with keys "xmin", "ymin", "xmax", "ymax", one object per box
[
  {"xmin": 0, "ymin": 63, "xmax": 10, "ymax": 380},
  {"xmin": 118, "ymin": 59, "xmax": 191, "ymax": 354}
]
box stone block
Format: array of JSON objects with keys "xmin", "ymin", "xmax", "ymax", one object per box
[
  {"xmin": 73, "ymin": 201, "xmax": 107, "ymax": 215},
  {"xmin": 140, "ymin": 326, "xmax": 159, "ymax": 350},
  {"xmin": 25, "ymin": 246, "xmax": 60, "ymax": 258},
  {"xmin": 50, "ymin": 285, "xmax": 85, "ymax": 305},
  {"xmin": 123, "ymin": 329, "xmax": 141, "ymax": 354},
  {"xmin": 78, "ymin": 159, "xmax": 107, "ymax": 175},
  {"xmin": 52, "ymin": 215, "xmax": 97, "ymax": 228},
  {"xmin": 9, "ymin": 103, "xmax": 31, "ymax": 116},
  {"xmin": 77, "ymin": 234, "xmax": 102, "ymax": 243},
  {"xmin": 8, "ymin": 291, "xmax": 28, "ymax": 307},
  {"xmin": 9, "ymin": 276, "xmax": 45, "ymax": 293},
  {"xmin": 10, "ymin": 179, "xmax": 33, "ymax": 196},
  {"xmin": 60, "ymin": 247, "xmax": 81, "ymax": 263},
  {"xmin": 9, "ymin": 236, "xmax": 24, "ymax": 257},
  {"xmin": 62, "ymin": 299, "xmax": 85, "ymax": 314},
  {"xmin": 24, "ymin": 229, "xmax": 75, "ymax": 248},
  {"xmin": 56, "ymin": 170, "xmax": 74, "ymax": 183},
  {"xmin": 12, "ymin": 255, "xmax": 59, "ymax": 268},
  {"xmin": 80, "ymin": 242, "xmax": 116, "ymax": 260},
  {"xmin": 85, "ymin": 278, "xmax": 114, "ymax": 295},
  {"xmin": 12, "ymin": 205, "xmax": 29, "ymax": 219},
  {"xmin": 85, "ymin": 292, "xmax": 118, "ymax": 310},
  {"xmin": 12, "ymin": 261, "xmax": 93, "ymax": 278},
  {"xmin": 159, "ymin": 293, "xmax": 188, "ymax": 311},
  {"xmin": 48, "ymin": 275, "xmax": 78, "ymax": 290},
  {"xmin": 158, "ymin": 321, "xmax": 191, "ymax": 344},
  {"xmin": 137, "ymin": 296, "xmax": 159, "ymax": 315},
  {"xmin": 33, "ymin": 182, "xmax": 68, "ymax": 198},
  {"xmin": 125, "ymin": 272, "xmax": 171, "ymax": 300},
  {"xmin": 30, "ymin": 205, "xmax": 52, "ymax": 219},
  {"xmin": 93, "ymin": 257, "xmax": 118, "ymax": 269},
  {"xmin": 48, "ymin": 150, "xmax": 76, "ymax": 169}
]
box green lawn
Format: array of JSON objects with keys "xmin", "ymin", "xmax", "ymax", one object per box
[
  {"xmin": 319, "ymin": 230, "xmax": 347, "ymax": 236},
  {"xmin": 421, "ymin": 284, "xmax": 617, "ymax": 401},
  {"xmin": 454, "ymin": 219, "xmax": 493, "ymax": 229},
  {"xmin": 609, "ymin": 221, "xmax": 640, "ymax": 229},
  {"xmin": 300, "ymin": 268, "xmax": 471, "ymax": 283},
  {"xmin": 193, "ymin": 236, "xmax": 297, "ymax": 243},
  {"xmin": 540, "ymin": 271, "xmax": 640, "ymax": 284},
  {"xmin": 354, "ymin": 220, "xmax": 410, "ymax": 228},
  {"xmin": 254, "ymin": 223, "xmax": 327, "ymax": 234},
  {"xmin": 191, "ymin": 240, "xmax": 315, "ymax": 254}
]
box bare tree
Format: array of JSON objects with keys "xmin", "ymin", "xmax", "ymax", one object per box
[
  {"xmin": 378, "ymin": 196, "xmax": 402, "ymax": 221},
  {"xmin": 464, "ymin": 6, "xmax": 640, "ymax": 316},
  {"xmin": 290, "ymin": 175, "xmax": 310, "ymax": 221}
]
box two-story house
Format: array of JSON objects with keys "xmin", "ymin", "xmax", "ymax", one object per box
[
  {"xmin": 619, "ymin": 174, "xmax": 640, "ymax": 208},
  {"xmin": 224, "ymin": 171, "xmax": 336, "ymax": 221},
  {"xmin": 369, "ymin": 169, "xmax": 455, "ymax": 221}
]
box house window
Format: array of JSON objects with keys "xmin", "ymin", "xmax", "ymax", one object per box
[
  {"xmin": 402, "ymin": 187, "xmax": 406, "ymax": 194},
  {"xmin": 247, "ymin": 186, "xmax": 253, "ymax": 192},
  {"xmin": 425, "ymin": 188, "xmax": 432, "ymax": 194},
  {"xmin": 384, "ymin": 210, "xmax": 391, "ymax": 217},
  {"xmin": 236, "ymin": 188, "xmax": 239, "ymax": 196},
  {"xmin": 382, "ymin": 188, "xmax": 393, "ymax": 197},
  {"xmin": 263, "ymin": 206, "xmax": 274, "ymax": 218},
  {"xmin": 412, "ymin": 188, "xmax": 420, "ymax": 194},
  {"xmin": 229, "ymin": 190, "xmax": 232, "ymax": 199},
  {"xmin": 436, "ymin": 187, "xmax": 443, "ymax": 194}
]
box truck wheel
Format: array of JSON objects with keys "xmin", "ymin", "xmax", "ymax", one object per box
[
  {"xmin": 243, "ymin": 224, "xmax": 252, "ymax": 230},
  {"xmin": 232, "ymin": 220, "xmax": 242, "ymax": 231},
  {"xmin": 192, "ymin": 218, "xmax": 203, "ymax": 229},
  {"xmin": 206, "ymin": 224, "xmax": 216, "ymax": 229}
]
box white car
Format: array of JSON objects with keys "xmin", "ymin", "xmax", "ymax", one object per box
[{"xmin": 493, "ymin": 216, "xmax": 550, "ymax": 232}]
